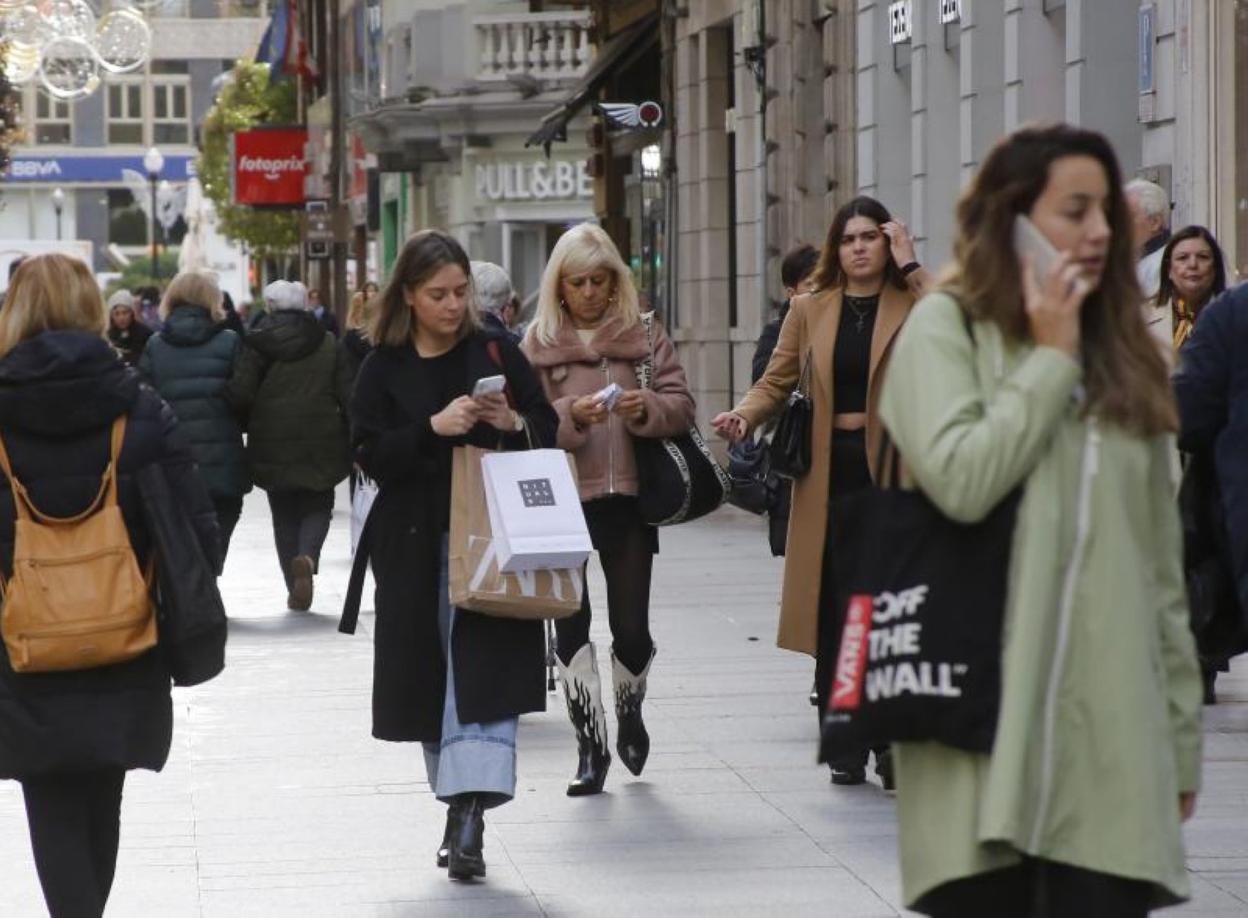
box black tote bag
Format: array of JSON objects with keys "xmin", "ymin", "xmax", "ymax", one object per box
[
  {"xmin": 820, "ymin": 447, "xmax": 1021, "ymax": 755},
  {"xmin": 631, "ymin": 312, "xmax": 731, "ymax": 526}
]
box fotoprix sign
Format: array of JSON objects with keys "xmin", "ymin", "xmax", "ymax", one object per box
[{"xmin": 230, "ymin": 127, "xmax": 307, "ymax": 207}]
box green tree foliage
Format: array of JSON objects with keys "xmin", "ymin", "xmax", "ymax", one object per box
[{"xmin": 197, "ymin": 62, "xmax": 300, "ymax": 262}]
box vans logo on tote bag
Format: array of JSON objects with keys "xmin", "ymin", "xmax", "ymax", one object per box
[{"xmin": 831, "ymin": 583, "xmax": 970, "ymax": 712}]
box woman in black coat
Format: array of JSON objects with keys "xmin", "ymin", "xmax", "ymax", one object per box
[
  {"xmin": 0, "ymin": 254, "xmax": 217, "ymax": 918},
  {"xmin": 344, "ymin": 230, "xmax": 557, "ymax": 883}
]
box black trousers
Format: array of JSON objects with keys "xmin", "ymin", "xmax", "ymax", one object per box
[
  {"xmin": 920, "ymin": 857, "xmax": 1153, "ymax": 918},
  {"xmin": 22, "ymin": 769, "xmax": 126, "ymax": 918},
  {"xmin": 555, "ymin": 496, "xmax": 658, "ymax": 675},
  {"xmin": 266, "ymin": 488, "xmax": 334, "ymax": 586},
  {"xmin": 212, "ymin": 495, "xmax": 244, "ymax": 567},
  {"xmin": 816, "ymin": 429, "xmax": 884, "ymax": 772}
]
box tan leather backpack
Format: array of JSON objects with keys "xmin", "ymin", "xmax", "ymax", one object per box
[{"xmin": 0, "ymin": 416, "xmax": 156, "ymax": 673}]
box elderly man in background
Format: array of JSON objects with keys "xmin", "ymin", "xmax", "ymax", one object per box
[
  {"xmin": 470, "ymin": 260, "xmax": 521, "ymax": 341},
  {"xmin": 1126, "ymin": 178, "xmax": 1172, "ymax": 299},
  {"xmin": 225, "ymin": 279, "xmax": 350, "ymax": 611}
]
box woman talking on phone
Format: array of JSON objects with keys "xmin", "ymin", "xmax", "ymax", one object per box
[
  {"xmin": 523, "ymin": 223, "xmax": 696, "ymax": 796},
  {"xmin": 346, "ymin": 230, "xmax": 557, "ymax": 882},
  {"xmin": 712, "ymin": 196, "xmax": 930, "ymax": 788},
  {"xmin": 879, "ymin": 125, "xmax": 1200, "ymax": 915}
]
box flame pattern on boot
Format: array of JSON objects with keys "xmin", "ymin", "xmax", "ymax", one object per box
[
  {"xmin": 611, "ymin": 646, "xmax": 655, "ymax": 777},
  {"xmin": 556, "ymin": 642, "xmax": 611, "ymax": 795}
]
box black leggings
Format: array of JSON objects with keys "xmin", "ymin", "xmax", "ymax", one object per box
[
  {"xmin": 22, "ymin": 769, "xmax": 126, "ymax": 918},
  {"xmin": 266, "ymin": 488, "xmax": 335, "ymax": 585},
  {"xmin": 920, "ymin": 857, "xmax": 1153, "ymax": 918},
  {"xmin": 556, "ymin": 496, "xmax": 657, "ymax": 674}
]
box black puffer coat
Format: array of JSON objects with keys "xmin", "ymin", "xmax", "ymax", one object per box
[
  {"xmin": 139, "ymin": 304, "xmax": 250, "ymax": 500},
  {"xmin": 0, "ymin": 331, "xmax": 217, "ymax": 779},
  {"xmin": 225, "ymin": 309, "xmax": 350, "ymax": 492}
]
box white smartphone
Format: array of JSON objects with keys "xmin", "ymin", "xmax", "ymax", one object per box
[
  {"xmin": 471, "ymin": 375, "xmax": 506, "ymax": 398},
  {"xmin": 1013, "ymin": 214, "xmax": 1060, "ymax": 281},
  {"xmin": 594, "ymin": 382, "xmax": 623, "ymax": 410}
]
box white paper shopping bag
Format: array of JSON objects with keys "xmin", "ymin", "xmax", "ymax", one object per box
[{"xmin": 480, "ymin": 449, "xmax": 592, "ymax": 573}]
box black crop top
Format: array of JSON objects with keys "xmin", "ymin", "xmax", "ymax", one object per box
[{"xmin": 832, "ymin": 293, "xmax": 877, "ymax": 414}]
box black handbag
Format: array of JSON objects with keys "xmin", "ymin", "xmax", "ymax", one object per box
[
  {"xmin": 136, "ymin": 464, "xmax": 227, "ymax": 688},
  {"xmin": 820, "ymin": 440, "xmax": 1021, "ymax": 755},
  {"xmin": 726, "ymin": 431, "xmax": 772, "ymax": 515},
  {"xmin": 631, "ymin": 312, "xmax": 731, "ymax": 526},
  {"xmin": 769, "ymin": 352, "xmax": 813, "ymax": 479}
]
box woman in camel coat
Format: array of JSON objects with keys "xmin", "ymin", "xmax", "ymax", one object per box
[{"xmin": 714, "ymin": 196, "xmax": 930, "ymax": 786}]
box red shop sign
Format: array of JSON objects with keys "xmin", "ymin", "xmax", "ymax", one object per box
[{"xmin": 231, "ymin": 127, "xmax": 308, "ymax": 207}]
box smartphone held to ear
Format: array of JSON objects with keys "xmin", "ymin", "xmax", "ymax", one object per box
[
  {"xmin": 1013, "ymin": 215, "xmax": 1060, "ymax": 281},
  {"xmin": 472, "ymin": 375, "xmax": 507, "ymax": 399}
]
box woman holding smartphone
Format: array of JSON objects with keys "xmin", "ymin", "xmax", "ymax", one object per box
[
  {"xmin": 522, "ymin": 223, "xmax": 696, "ymax": 796},
  {"xmin": 880, "ymin": 125, "xmax": 1200, "ymax": 915},
  {"xmin": 347, "ymin": 230, "xmax": 558, "ymax": 882},
  {"xmin": 712, "ymin": 196, "xmax": 931, "ymax": 788}
]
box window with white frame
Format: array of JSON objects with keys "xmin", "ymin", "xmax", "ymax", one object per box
[
  {"xmin": 107, "ymin": 81, "xmax": 144, "ymax": 144},
  {"xmin": 32, "ymin": 91, "xmax": 71, "ymax": 145},
  {"xmin": 152, "ymin": 81, "xmax": 189, "ymax": 144}
]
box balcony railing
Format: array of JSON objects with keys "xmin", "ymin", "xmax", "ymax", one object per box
[{"xmin": 474, "ymin": 11, "xmax": 592, "ymax": 83}]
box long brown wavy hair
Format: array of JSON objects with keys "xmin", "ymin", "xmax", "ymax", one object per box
[
  {"xmin": 809, "ymin": 196, "xmax": 909, "ymax": 293},
  {"xmin": 945, "ymin": 124, "xmax": 1176, "ymax": 436}
]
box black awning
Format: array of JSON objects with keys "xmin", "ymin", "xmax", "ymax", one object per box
[{"xmin": 525, "ymin": 14, "xmax": 659, "ymax": 153}]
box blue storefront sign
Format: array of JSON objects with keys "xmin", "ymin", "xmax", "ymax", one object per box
[{"xmin": 4, "ymin": 154, "xmax": 196, "ymax": 183}]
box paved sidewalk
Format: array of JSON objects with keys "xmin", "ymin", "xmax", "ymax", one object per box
[{"xmin": 1, "ymin": 487, "xmax": 1247, "ymax": 916}]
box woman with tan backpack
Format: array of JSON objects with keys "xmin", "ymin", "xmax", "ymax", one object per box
[{"xmin": 0, "ymin": 255, "xmax": 218, "ymax": 917}]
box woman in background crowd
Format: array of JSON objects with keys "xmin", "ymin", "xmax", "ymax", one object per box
[
  {"xmin": 106, "ymin": 290, "xmax": 151, "ymax": 367},
  {"xmin": 1144, "ymin": 225, "xmax": 1226, "ymax": 352},
  {"xmin": 713, "ymin": 196, "xmax": 931, "ymax": 789},
  {"xmin": 523, "ymin": 223, "xmax": 696, "ymax": 796},
  {"xmin": 140, "ymin": 270, "xmax": 250, "ymax": 564},
  {"xmin": 880, "ymin": 123, "xmax": 1200, "ymax": 916}
]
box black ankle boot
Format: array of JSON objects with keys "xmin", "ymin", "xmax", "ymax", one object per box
[
  {"xmin": 612, "ymin": 646, "xmax": 655, "ymax": 777},
  {"xmin": 557, "ymin": 643, "xmax": 611, "ymax": 796},
  {"xmin": 447, "ymin": 795, "xmax": 485, "ymax": 881},
  {"xmin": 436, "ymin": 804, "xmax": 456, "ymax": 868}
]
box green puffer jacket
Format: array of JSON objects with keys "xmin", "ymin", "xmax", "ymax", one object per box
[
  {"xmin": 879, "ymin": 291, "xmax": 1201, "ymax": 911},
  {"xmin": 225, "ymin": 308, "xmax": 350, "ymax": 493},
  {"xmin": 139, "ymin": 304, "xmax": 250, "ymax": 501}
]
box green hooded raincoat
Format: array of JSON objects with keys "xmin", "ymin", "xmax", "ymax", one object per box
[{"xmin": 878, "ymin": 291, "xmax": 1202, "ymax": 910}]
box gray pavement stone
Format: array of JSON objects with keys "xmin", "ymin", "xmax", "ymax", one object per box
[{"xmin": 0, "ymin": 489, "xmax": 1246, "ymax": 915}]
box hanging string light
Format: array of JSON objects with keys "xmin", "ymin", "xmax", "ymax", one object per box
[{"xmin": 0, "ymin": 0, "xmax": 154, "ymax": 101}]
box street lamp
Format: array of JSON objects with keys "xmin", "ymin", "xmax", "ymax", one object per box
[
  {"xmin": 50, "ymin": 187, "xmax": 64, "ymax": 241},
  {"xmin": 143, "ymin": 146, "xmax": 164, "ymax": 281}
]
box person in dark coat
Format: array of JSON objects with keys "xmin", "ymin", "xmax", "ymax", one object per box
[
  {"xmin": 106, "ymin": 289, "xmax": 153, "ymax": 367},
  {"xmin": 308, "ymin": 287, "xmax": 341, "ymax": 338},
  {"xmin": 0, "ymin": 253, "xmax": 217, "ymax": 918},
  {"xmin": 347, "ymin": 230, "xmax": 557, "ymax": 882},
  {"xmin": 1174, "ymin": 282, "xmax": 1248, "ymax": 702},
  {"xmin": 750, "ymin": 244, "xmax": 820, "ymax": 559},
  {"xmin": 470, "ymin": 260, "xmax": 521, "ymax": 343},
  {"xmin": 140, "ymin": 270, "xmax": 251, "ymax": 565},
  {"xmin": 226, "ymin": 280, "xmax": 350, "ymax": 611},
  {"xmin": 220, "ymin": 290, "xmax": 246, "ymax": 337}
]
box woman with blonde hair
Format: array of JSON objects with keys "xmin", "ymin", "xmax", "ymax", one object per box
[
  {"xmin": 879, "ymin": 124, "xmax": 1199, "ymax": 914},
  {"xmin": 522, "ymin": 222, "xmax": 696, "ymax": 795},
  {"xmin": 345, "ymin": 230, "xmax": 557, "ymax": 881},
  {"xmin": 140, "ymin": 270, "xmax": 250, "ymax": 563},
  {"xmin": 0, "ymin": 254, "xmax": 217, "ymax": 917}
]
